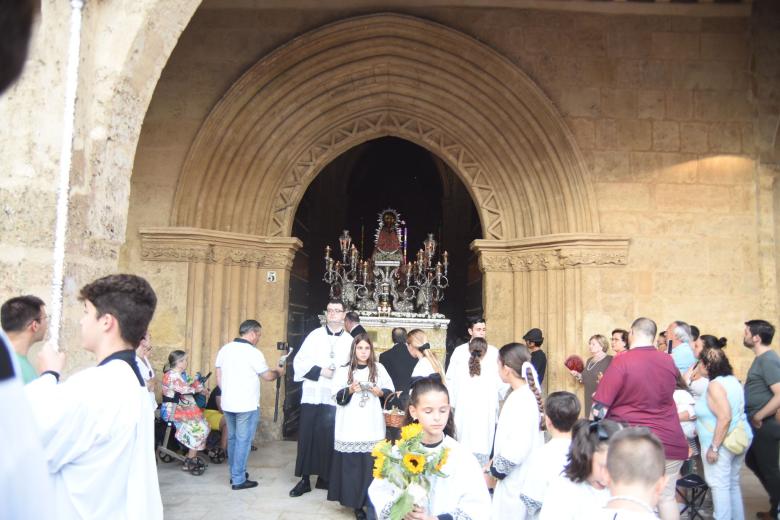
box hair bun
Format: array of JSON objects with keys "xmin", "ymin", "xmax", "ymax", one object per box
[{"xmin": 718, "ymin": 337, "xmax": 728, "ymax": 348}]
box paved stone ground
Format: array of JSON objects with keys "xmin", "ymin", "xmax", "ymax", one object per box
[{"xmin": 159, "ymin": 440, "xmax": 772, "ymax": 520}]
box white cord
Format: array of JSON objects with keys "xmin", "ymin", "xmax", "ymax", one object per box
[{"xmin": 49, "ymin": 0, "xmax": 85, "ymax": 349}]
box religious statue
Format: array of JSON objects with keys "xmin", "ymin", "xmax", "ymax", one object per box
[
  {"xmin": 372, "ymin": 209, "xmax": 404, "ymax": 262},
  {"xmin": 323, "ymin": 209, "xmax": 449, "ymax": 316}
]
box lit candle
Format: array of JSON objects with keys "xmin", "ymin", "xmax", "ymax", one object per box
[{"xmin": 325, "ymin": 245, "xmax": 331, "ymax": 259}]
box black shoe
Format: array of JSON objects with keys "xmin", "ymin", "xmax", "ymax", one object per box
[
  {"xmin": 314, "ymin": 476, "xmax": 328, "ymax": 490},
  {"xmin": 354, "ymin": 508, "xmax": 367, "ymax": 520},
  {"xmin": 231, "ymin": 479, "xmax": 258, "ymax": 490},
  {"xmin": 229, "ymin": 472, "xmax": 249, "ymax": 484},
  {"xmin": 289, "ymin": 478, "xmax": 311, "ymax": 497}
]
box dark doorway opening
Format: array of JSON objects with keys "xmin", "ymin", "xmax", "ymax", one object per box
[{"xmin": 282, "ymin": 137, "xmax": 482, "ymax": 438}]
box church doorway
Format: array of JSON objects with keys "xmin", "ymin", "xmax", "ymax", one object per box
[{"xmin": 282, "ymin": 136, "xmax": 482, "ymax": 437}]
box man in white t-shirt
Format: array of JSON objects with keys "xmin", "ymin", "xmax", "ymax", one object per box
[{"xmin": 215, "ymin": 320, "xmax": 284, "ymax": 490}]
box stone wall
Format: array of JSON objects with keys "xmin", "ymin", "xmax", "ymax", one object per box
[
  {"xmin": 125, "ymin": 2, "xmax": 770, "ymax": 385},
  {"xmin": 0, "ymin": 0, "xmax": 774, "ymax": 406}
]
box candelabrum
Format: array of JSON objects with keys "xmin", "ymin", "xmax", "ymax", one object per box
[{"xmin": 323, "ymin": 230, "xmax": 449, "ymax": 316}]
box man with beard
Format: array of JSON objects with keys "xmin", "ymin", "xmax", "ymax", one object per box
[{"xmin": 743, "ymin": 319, "xmax": 780, "ymax": 520}]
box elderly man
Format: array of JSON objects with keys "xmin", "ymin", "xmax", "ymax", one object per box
[
  {"xmin": 665, "ymin": 320, "xmax": 696, "ymax": 374},
  {"xmin": 344, "ymin": 311, "xmax": 367, "ymax": 338},
  {"xmin": 593, "ymin": 317, "xmax": 688, "ymax": 520}
]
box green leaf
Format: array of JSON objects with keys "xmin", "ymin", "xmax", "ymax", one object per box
[{"xmin": 390, "ymin": 491, "xmax": 414, "ymax": 520}]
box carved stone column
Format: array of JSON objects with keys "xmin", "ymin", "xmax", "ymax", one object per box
[
  {"xmin": 139, "ymin": 227, "xmax": 301, "ymax": 438},
  {"xmin": 472, "ymin": 234, "xmax": 630, "ymax": 395}
]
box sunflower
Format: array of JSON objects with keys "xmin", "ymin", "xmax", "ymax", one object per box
[
  {"xmin": 400, "ymin": 422, "xmax": 423, "ymax": 441},
  {"xmin": 402, "ymin": 453, "xmax": 426, "ymax": 474},
  {"xmin": 434, "ymin": 447, "xmax": 450, "ymax": 472},
  {"xmin": 373, "ymin": 453, "xmax": 386, "ymax": 479},
  {"xmin": 371, "ymin": 439, "xmax": 389, "ymax": 458}
]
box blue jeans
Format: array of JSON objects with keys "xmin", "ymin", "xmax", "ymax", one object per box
[
  {"xmin": 703, "ymin": 448, "xmax": 746, "ymax": 520},
  {"xmin": 224, "ymin": 409, "xmax": 259, "ymax": 486}
]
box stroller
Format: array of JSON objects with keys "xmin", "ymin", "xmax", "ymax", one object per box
[{"xmin": 156, "ymin": 371, "xmax": 224, "ymax": 475}]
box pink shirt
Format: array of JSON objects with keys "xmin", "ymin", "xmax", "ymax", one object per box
[{"xmin": 593, "ymin": 346, "xmax": 688, "ymax": 460}]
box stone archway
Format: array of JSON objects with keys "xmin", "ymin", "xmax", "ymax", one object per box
[
  {"xmin": 141, "ymin": 14, "xmax": 629, "ymax": 414},
  {"xmin": 170, "ymin": 13, "xmax": 598, "ymax": 240}
]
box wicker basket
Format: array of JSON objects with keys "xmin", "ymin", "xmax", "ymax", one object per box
[{"xmin": 383, "ymin": 392, "xmax": 406, "ymax": 428}]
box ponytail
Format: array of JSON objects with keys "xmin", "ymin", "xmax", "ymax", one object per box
[
  {"xmin": 468, "ymin": 337, "xmax": 487, "ymax": 377},
  {"xmin": 523, "ymin": 362, "xmax": 545, "ymax": 431}
]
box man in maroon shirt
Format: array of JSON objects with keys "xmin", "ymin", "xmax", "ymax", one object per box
[{"xmin": 593, "ymin": 317, "xmax": 688, "ymax": 520}]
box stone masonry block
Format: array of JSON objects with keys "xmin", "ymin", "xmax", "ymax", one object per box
[
  {"xmin": 559, "ymin": 87, "xmax": 601, "ymax": 117},
  {"xmin": 596, "ymin": 119, "xmax": 652, "ymax": 151},
  {"xmin": 612, "ymin": 59, "xmax": 643, "ymax": 88},
  {"xmin": 607, "ymin": 31, "xmax": 651, "ymax": 59},
  {"xmin": 565, "ymin": 117, "xmax": 595, "ymax": 150},
  {"xmin": 653, "ymin": 121, "xmax": 680, "ymax": 152},
  {"xmin": 630, "ymin": 151, "xmax": 697, "ymax": 184},
  {"xmin": 601, "ymin": 89, "xmax": 637, "ymax": 119},
  {"xmin": 674, "ymin": 61, "xmax": 741, "ymax": 91},
  {"xmin": 596, "ymin": 182, "xmax": 652, "ymax": 210},
  {"xmin": 655, "ymin": 183, "xmax": 732, "ymax": 213},
  {"xmin": 697, "ymin": 155, "xmax": 755, "ymax": 186},
  {"xmin": 700, "ymin": 33, "xmax": 749, "ymax": 61},
  {"xmin": 651, "ymin": 32, "xmax": 699, "ymax": 60},
  {"xmin": 680, "ymin": 123, "xmax": 709, "ymax": 153},
  {"xmin": 592, "ymin": 151, "xmax": 630, "ymax": 182},
  {"xmin": 637, "ymin": 90, "xmax": 665, "ymax": 120},
  {"xmin": 665, "ymin": 90, "xmax": 693, "ymax": 120},
  {"xmin": 694, "ymin": 91, "xmax": 753, "ymax": 122},
  {"xmin": 641, "ymin": 61, "xmax": 677, "ymax": 89},
  {"xmin": 708, "ymin": 122, "xmax": 742, "ymax": 153}
]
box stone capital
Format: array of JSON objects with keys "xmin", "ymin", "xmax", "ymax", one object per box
[
  {"xmin": 472, "ymin": 233, "xmax": 630, "ymax": 273},
  {"xmin": 139, "ymin": 227, "xmax": 302, "ymax": 270}
]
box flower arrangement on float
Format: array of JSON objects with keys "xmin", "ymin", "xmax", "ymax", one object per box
[{"xmin": 371, "ymin": 423, "xmax": 450, "ymax": 520}]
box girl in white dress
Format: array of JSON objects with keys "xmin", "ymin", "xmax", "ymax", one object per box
[
  {"xmin": 449, "ymin": 337, "xmax": 507, "ymax": 465},
  {"xmin": 369, "ymin": 375, "xmax": 492, "ymax": 520},
  {"xmin": 539, "ymin": 418, "xmax": 624, "ymax": 520},
  {"xmin": 329, "ymin": 333, "xmax": 395, "ymax": 520},
  {"xmin": 489, "ymin": 343, "xmax": 546, "ymax": 520}
]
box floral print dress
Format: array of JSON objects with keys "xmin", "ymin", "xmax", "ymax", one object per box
[{"xmin": 161, "ymin": 370, "xmax": 210, "ymax": 450}]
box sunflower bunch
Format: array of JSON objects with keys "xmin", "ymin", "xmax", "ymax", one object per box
[{"xmin": 371, "ymin": 423, "xmax": 450, "ymax": 520}]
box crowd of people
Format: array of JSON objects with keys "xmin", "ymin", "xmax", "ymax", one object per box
[{"xmin": 2, "ymin": 284, "xmax": 780, "ymax": 520}]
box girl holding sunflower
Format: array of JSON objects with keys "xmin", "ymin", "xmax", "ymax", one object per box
[
  {"xmin": 328, "ymin": 333, "xmax": 395, "ymax": 520},
  {"xmin": 489, "ymin": 343, "xmax": 545, "ymax": 520},
  {"xmin": 369, "ymin": 375, "xmax": 492, "ymax": 520}
]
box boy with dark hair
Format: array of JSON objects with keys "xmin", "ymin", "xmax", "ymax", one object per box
[
  {"xmin": 520, "ymin": 391, "xmax": 581, "ymax": 518},
  {"xmin": 1, "ymin": 294, "xmax": 47, "ymax": 383},
  {"xmin": 600, "ymin": 428, "xmax": 667, "ymax": 519},
  {"xmin": 743, "ymin": 319, "xmax": 780, "ymax": 520},
  {"xmin": 523, "ymin": 327, "xmax": 547, "ymax": 384},
  {"xmin": 26, "ymin": 274, "xmax": 163, "ymax": 519}
]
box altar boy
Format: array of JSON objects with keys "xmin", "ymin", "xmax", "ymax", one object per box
[{"xmin": 25, "ymin": 274, "xmax": 163, "ymax": 519}]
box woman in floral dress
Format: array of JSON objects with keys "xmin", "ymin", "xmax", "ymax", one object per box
[{"xmin": 161, "ymin": 350, "xmax": 210, "ymax": 471}]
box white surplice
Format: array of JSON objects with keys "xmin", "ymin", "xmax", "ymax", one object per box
[
  {"xmin": 446, "ymin": 347, "xmax": 508, "ymax": 465},
  {"xmin": 368, "ymin": 435, "xmax": 492, "ymax": 520},
  {"xmin": 293, "ymin": 326, "xmax": 353, "ymax": 405},
  {"xmin": 25, "ymin": 352, "xmax": 163, "ymax": 520},
  {"xmin": 0, "ymin": 329, "xmax": 54, "ymax": 519},
  {"xmin": 491, "ymin": 384, "xmax": 544, "ymax": 520},
  {"xmin": 332, "ymin": 363, "xmax": 394, "ymax": 452}
]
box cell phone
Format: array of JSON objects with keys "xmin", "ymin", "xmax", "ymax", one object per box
[{"xmin": 667, "ymin": 339, "xmax": 673, "ymax": 354}]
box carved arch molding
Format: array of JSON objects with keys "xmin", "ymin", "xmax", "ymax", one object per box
[
  {"xmin": 141, "ymin": 13, "xmax": 630, "ymax": 409},
  {"xmin": 170, "ymin": 13, "xmax": 600, "ymax": 239}
]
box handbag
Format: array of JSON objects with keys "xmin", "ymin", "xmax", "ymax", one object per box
[
  {"xmin": 702, "ymin": 386, "xmax": 751, "ymax": 456},
  {"xmin": 722, "ymin": 421, "xmax": 750, "ymax": 455}
]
